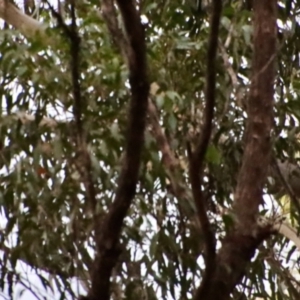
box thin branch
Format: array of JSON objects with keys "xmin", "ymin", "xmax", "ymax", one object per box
[
  {"xmin": 147, "ymin": 99, "xmax": 202, "ymax": 229},
  {"xmin": 101, "ymin": 0, "xmax": 191, "ymax": 209},
  {"xmin": 219, "ymin": 42, "xmax": 238, "ymax": 90},
  {"xmin": 266, "ymin": 247, "xmax": 300, "ymax": 298},
  {"xmin": 147, "ymin": 100, "xmax": 178, "ymax": 172},
  {"xmin": 148, "ymin": 99, "xmax": 186, "ymax": 197},
  {"xmin": 224, "ymin": 23, "xmax": 234, "ymax": 48},
  {"xmin": 46, "ymin": 2, "xmax": 71, "ymax": 37},
  {"xmin": 69, "ymin": 0, "xmax": 83, "ymax": 140},
  {"xmin": 217, "ymin": 41, "xmax": 240, "ymax": 125},
  {"xmin": 47, "ymin": 1, "xmax": 97, "ymax": 207},
  {"xmin": 87, "ymin": 0, "xmax": 149, "ymax": 299},
  {"xmin": 101, "ymin": 0, "xmax": 129, "ymax": 59},
  {"xmin": 271, "ymin": 158, "xmax": 300, "ymax": 216},
  {"xmin": 188, "ymin": 0, "xmax": 222, "ymax": 291}
]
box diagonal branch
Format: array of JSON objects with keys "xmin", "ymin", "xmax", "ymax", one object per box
[
  {"xmin": 188, "ymin": 0, "xmax": 222, "ymax": 290},
  {"xmin": 148, "ymin": 99, "xmax": 186, "ymax": 198},
  {"xmin": 101, "ymin": 0, "xmax": 128, "ymax": 59},
  {"xmin": 101, "ymin": 0, "xmax": 189, "ymax": 204},
  {"xmin": 87, "ymin": 1, "xmax": 149, "ymax": 299}
]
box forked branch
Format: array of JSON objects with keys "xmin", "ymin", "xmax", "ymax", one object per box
[{"xmin": 194, "ymin": 1, "xmax": 277, "ymax": 299}]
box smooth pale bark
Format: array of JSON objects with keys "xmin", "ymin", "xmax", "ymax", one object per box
[{"xmin": 0, "ymin": 0, "xmax": 45, "ymax": 36}]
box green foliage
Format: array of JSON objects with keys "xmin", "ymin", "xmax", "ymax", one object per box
[{"xmin": 1, "ymin": 0, "xmax": 300, "ymax": 299}]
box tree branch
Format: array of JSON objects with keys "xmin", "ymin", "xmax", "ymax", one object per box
[
  {"xmin": 233, "ymin": 0, "xmax": 277, "ymax": 230},
  {"xmin": 46, "ymin": 0, "xmax": 98, "ymax": 218},
  {"xmin": 101, "ymin": 1, "xmax": 191, "ymax": 207},
  {"xmin": 101, "ymin": 0, "xmax": 129, "ymax": 59},
  {"xmin": 87, "ymin": 0, "xmax": 149, "ymax": 299},
  {"xmin": 194, "ymin": 1, "xmax": 277, "ymax": 299},
  {"xmin": 188, "ymin": 0, "xmax": 222, "ymax": 292},
  {"xmin": 0, "ymin": 0, "xmax": 44, "ymax": 36},
  {"xmin": 148, "ymin": 99, "xmax": 187, "ymax": 198}
]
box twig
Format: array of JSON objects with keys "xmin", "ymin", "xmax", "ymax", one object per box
[{"xmin": 188, "ymin": 0, "xmax": 222, "ymax": 295}]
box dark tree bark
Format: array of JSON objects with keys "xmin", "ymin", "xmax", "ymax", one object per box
[{"xmin": 87, "ymin": 1, "xmax": 149, "ymax": 300}]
